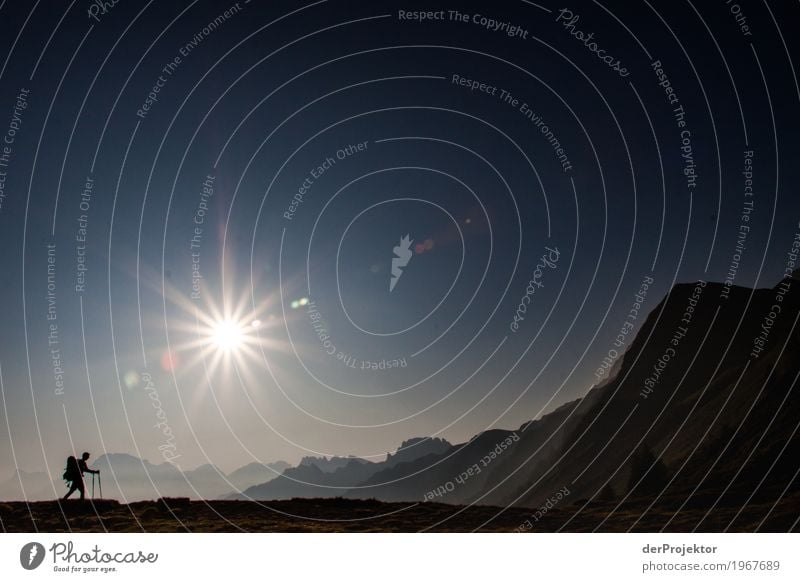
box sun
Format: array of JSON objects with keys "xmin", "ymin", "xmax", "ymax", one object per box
[
  {"xmin": 154, "ymin": 275, "xmax": 289, "ymax": 384},
  {"xmin": 211, "ymin": 319, "xmax": 244, "ymax": 352}
]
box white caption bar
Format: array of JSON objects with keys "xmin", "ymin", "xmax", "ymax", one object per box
[{"xmin": 1, "ymin": 533, "xmax": 797, "ymax": 581}]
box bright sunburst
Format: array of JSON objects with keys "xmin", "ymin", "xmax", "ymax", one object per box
[
  {"xmin": 139, "ymin": 256, "xmax": 303, "ymax": 394},
  {"xmin": 211, "ymin": 319, "xmax": 244, "ymax": 352}
]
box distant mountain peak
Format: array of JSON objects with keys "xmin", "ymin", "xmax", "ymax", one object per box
[
  {"xmin": 385, "ymin": 436, "xmax": 452, "ymax": 467},
  {"xmin": 299, "ymin": 455, "xmax": 368, "ymax": 473}
]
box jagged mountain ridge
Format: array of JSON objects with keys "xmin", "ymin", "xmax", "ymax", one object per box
[
  {"xmin": 237, "ymin": 276, "xmax": 799, "ymax": 518},
  {"xmin": 7, "ymin": 277, "xmax": 797, "ymax": 518}
]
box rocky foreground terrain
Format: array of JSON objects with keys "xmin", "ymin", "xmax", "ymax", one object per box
[{"xmin": 1, "ymin": 493, "xmax": 797, "ymax": 532}]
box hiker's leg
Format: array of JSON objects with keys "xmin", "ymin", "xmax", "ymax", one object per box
[
  {"xmin": 78, "ymin": 480, "xmax": 85, "ymax": 500},
  {"xmin": 64, "ymin": 484, "xmax": 77, "ymax": 499}
]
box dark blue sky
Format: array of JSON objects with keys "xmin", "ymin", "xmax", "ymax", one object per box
[{"xmin": 0, "ymin": 0, "xmax": 798, "ymax": 477}]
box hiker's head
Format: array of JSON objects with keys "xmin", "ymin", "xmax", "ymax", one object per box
[{"xmin": 81, "ymin": 452, "xmax": 90, "ymax": 461}]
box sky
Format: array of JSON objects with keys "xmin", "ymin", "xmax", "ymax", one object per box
[{"xmin": 0, "ymin": 0, "xmax": 798, "ymax": 478}]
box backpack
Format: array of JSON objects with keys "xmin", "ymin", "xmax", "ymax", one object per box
[{"xmin": 63, "ymin": 456, "xmax": 80, "ymax": 483}]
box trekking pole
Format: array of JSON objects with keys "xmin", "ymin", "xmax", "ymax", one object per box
[
  {"xmin": 98, "ymin": 472, "xmax": 103, "ymax": 500},
  {"xmin": 92, "ymin": 473, "xmax": 95, "ymax": 499}
]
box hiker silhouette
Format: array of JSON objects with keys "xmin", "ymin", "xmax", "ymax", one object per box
[{"xmin": 63, "ymin": 452, "xmax": 99, "ymax": 500}]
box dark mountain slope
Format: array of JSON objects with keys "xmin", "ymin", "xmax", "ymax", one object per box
[{"xmin": 487, "ymin": 278, "xmax": 799, "ymax": 517}]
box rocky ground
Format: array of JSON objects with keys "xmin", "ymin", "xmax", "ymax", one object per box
[{"xmin": 1, "ymin": 493, "xmax": 797, "ymax": 532}]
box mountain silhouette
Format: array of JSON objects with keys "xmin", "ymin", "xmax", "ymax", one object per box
[
  {"xmin": 235, "ymin": 275, "xmax": 799, "ymax": 526},
  {"xmin": 4, "ymin": 276, "xmax": 797, "ymax": 526},
  {"xmin": 298, "ymin": 455, "xmax": 369, "ymax": 473},
  {"xmin": 228, "ymin": 461, "xmax": 290, "ymax": 491},
  {"xmin": 0, "ymin": 454, "xmax": 292, "ymax": 501},
  {"xmin": 385, "ymin": 437, "xmax": 451, "ymax": 467},
  {"xmin": 474, "ymin": 276, "xmax": 800, "ymax": 523},
  {"xmin": 0, "ymin": 469, "xmax": 55, "ymax": 501},
  {"xmin": 236, "ymin": 437, "xmax": 453, "ymax": 500}
]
